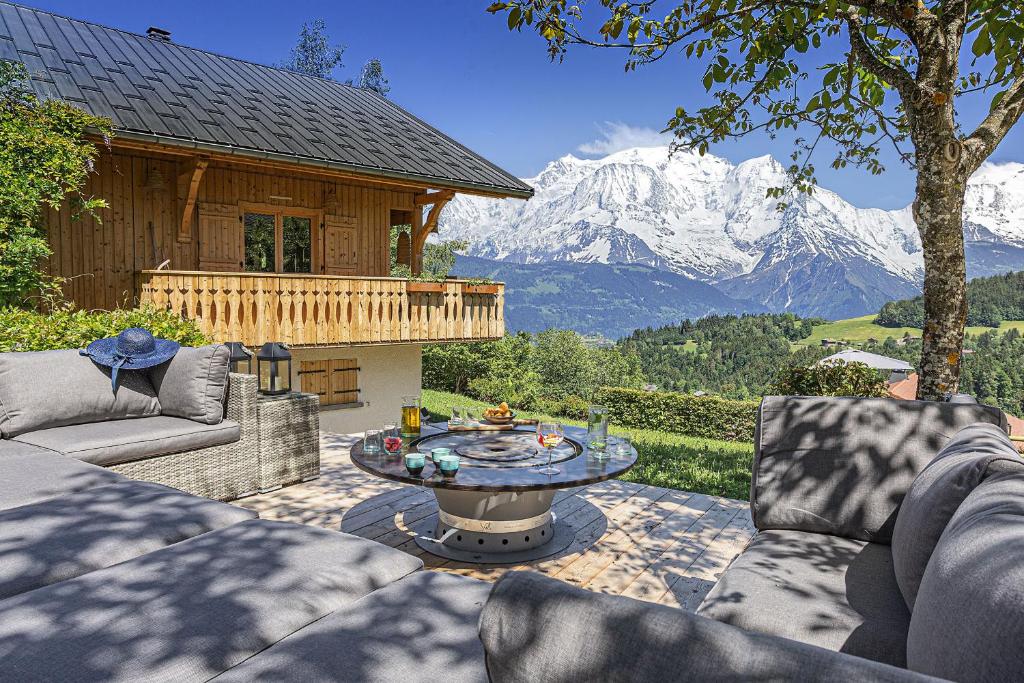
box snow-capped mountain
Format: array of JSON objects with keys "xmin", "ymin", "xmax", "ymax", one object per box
[{"xmin": 439, "ymin": 147, "xmax": 1024, "ymax": 319}]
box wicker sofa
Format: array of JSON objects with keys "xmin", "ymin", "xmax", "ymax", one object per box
[
  {"xmin": 0, "ymin": 347, "xmax": 260, "ymax": 500},
  {"xmin": 478, "ymin": 396, "xmax": 1024, "ymax": 682}
]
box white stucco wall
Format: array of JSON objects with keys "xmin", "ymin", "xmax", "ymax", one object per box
[{"xmin": 288, "ymin": 344, "xmax": 422, "ymax": 435}]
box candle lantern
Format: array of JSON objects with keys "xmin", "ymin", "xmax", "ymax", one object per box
[
  {"xmin": 225, "ymin": 342, "xmax": 253, "ymax": 374},
  {"xmin": 256, "ymin": 342, "xmax": 292, "ymax": 395}
]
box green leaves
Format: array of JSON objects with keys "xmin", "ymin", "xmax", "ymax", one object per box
[{"xmin": 0, "ymin": 60, "xmax": 111, "ymax": 308}]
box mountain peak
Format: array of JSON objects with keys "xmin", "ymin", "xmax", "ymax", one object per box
[{"xmin": 440, "ymin": 143, "xmax": 1024, "ymax": 318}]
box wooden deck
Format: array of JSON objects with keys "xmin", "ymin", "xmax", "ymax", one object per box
[{"xmin": 234, "ymin": 431, "xmax": 756, "ymax": 609}]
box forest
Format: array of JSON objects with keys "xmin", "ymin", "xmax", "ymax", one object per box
[{"xmin": 876, "ymin": 271, "xmax": 1024, "ymax": 327}]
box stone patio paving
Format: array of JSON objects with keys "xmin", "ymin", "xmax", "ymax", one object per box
[{"xmin": 235, "ymin": 431, "xmax": 756, "ymax": 609}]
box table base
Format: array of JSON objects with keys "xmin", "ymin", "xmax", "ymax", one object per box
[{"xmin": 410, "ymin": 489, "xmax": 576, "ymax": 564}]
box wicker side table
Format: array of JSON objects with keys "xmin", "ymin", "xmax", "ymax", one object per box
[{"xmin": 256, "ymin": 391, "xmax": 321, "ymax": 493}]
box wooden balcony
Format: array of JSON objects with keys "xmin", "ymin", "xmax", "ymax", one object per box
[{"xmin": 136, "ymin": 271, "xmax": 505, "ymax": 347}]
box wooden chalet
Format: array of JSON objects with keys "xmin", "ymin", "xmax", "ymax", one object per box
[{"xmin": 1, "ymin": 2, "xmax": 532, "ymax": 430}]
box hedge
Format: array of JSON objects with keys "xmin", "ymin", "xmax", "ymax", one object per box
[
  {"xmin": 595, "ymin": 386, "xmax": 758, "ymax": 442},
  {"xmin": 0, "ymin": 305, "xmax": 209, "ymax": 352}
]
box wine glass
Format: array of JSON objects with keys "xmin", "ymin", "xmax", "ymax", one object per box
[{"xmin": 535, "ymin": 422, "xmax": 564, "ymax": 475}]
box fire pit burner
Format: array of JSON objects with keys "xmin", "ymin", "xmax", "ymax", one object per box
[{"xmin": 420, "ymin": 432, "xmax": 578, "ymax": 468}]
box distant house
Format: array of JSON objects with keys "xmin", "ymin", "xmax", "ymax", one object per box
[
  {"xmin": 818, "ymin": 349, "xmax": 913, "ymax": 384},
  {"xmin": 3, "ymin": 3, "xmax": 532, "ymax": 432}
]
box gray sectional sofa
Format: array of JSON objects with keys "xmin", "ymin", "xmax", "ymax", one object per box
[
  {"xmin": 1, "ymin": 386, "xmax": 1020, "ymax": 681},
  {"xmin": 478, "ymin": 396, "xmax": 1023, "ymax": 682},
  {"xmin": 0, "ymin": 346, "xmax": 259, "ymax": 500}
]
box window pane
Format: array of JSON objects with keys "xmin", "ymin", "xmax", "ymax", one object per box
[
  {"xmin": 244, "ymin": 213, "xmax": 276, "ymax": 273},
  {"xmin": 283, "ymin": 216, "xmax": 312, "ymax": 273}
]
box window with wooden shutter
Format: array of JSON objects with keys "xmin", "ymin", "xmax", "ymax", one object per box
[{"xmin": 299, "ymin": 358, "xmax": 360, "ymax": 407}]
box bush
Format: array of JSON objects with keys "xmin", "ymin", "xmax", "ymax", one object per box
[
  {"xmin": 0, "ymin": 305, "xmax": 209, "ymax": 352},
  {"xmin": 769, "ymin": 360, "xmax": 890, "ymax": 398},
  {"xmin": 596, "ymin": 387, "xmax": 758, "ymax": 442}
]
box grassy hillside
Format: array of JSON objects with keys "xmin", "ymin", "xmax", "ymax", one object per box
[
  {"xmin": 798, "ymin": 314, "xmax": 1024, "ymax": 348},
  {"xmin": 422, "ymin": 389, "xmax": 754, "ymax": 500}
]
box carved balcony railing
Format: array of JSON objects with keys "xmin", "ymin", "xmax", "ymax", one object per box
[{"xmin": 136, "ymin": 271, "xmax": 505, "ymax": 347}]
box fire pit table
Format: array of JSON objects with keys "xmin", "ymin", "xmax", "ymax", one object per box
[{"xmin": 350, "ymin": 425, "xmax": 637, "ymax": 563}]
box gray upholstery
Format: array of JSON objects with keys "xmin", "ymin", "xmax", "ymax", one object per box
[
  {"xmin": 891, "ymin": 423, "xmax": 1023, "ymax": 610},
  {"xmin": 906, "ymin": 471, "xmax": 1024, "ymax": 682},
  {"xmin": 752, "ymin": 395, "xmax": 1007, "ymax": 543},
  {"xmin": 0, "ymin": 519, "xmax": 423, "ymax": 682},
  {"xmin": 13, "ymin": 416, "xmax": 240, "ymax": 466},
  {"xmin": 0, "ymin": 349, "xmax": 160, "ymax": 437},
  {"xmin": 479, "ymin": 571, "xmax": 937, "ymax": 682},
  {"xmin": 0, "ymin": 449, "xmax": 125, "ymax": 511},
  {"xmin": 0, "ymin": 481, "xmax": 256, "ymax": 599},
  {"xmin": 150, "ymin": 345, "xmax": 231, "ymax": 424},
  {"xmin": 697, "ymin": 529, "xmax": 910, "ymax": 667},
  {"xmin": 216, "ymin": 571, "xmax": 489, "ymax": 682}
]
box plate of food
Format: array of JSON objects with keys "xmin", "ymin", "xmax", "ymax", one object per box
[{"xmin": 482, "ymin": 402, "xmax": 516, "ymax": 425}]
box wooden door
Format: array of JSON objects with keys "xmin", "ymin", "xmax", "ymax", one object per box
[
  {"xmin": 198, "ymin": 203, "xmax": 243, "ymax": 271},
  {"xmin": 323, "ymin": 215, "xmax": 358, "ymax": 275}
]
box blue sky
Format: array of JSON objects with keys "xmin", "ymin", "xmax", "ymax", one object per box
[{"xmin": 27, "ymin": 1, "xmax": 1024, "ymax": 210}]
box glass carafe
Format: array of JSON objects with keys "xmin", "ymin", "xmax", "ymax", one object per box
[
  {"xmin": 587, "ymin": 405, "xmax": 609, "ymax": 451},
  {"xmin": 401, "ymin": 395, "xmax": 421, "ymax": 438}
]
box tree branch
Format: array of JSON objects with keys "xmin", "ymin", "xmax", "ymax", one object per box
[
  {"xmin": 963, "ymin": 72, "xmax": 1024, "ymax": 170},
  {"xmin": 845, "ymin": 11, "xmax": 919, "ymax": 99}
]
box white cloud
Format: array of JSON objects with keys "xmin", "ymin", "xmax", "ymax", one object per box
[{"xmin": 577, "ymin": 122, "xmax": 671, "ymax": 155}]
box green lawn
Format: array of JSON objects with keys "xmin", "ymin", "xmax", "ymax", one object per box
[
  {"xmin": 422, "ymin": 389, "xmax": 754, "ymax": 500},
  {"xmin": 796, "ymin": 314, "xmax": 1024, "ymax": 349}
]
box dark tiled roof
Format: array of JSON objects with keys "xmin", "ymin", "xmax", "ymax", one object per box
[{"xmin": 0, "ymin": 2, "xmax": 533, "ymax": 198}]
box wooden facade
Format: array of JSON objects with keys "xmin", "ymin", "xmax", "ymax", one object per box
[{"xmin": 44, "ymin": 145, "xmax": 504, "ymax": 347}]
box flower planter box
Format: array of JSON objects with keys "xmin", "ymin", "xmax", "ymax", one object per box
[
  {"xmin": 462, "ymin": 284, "xmax": 500, "ymax": 295},
  {"xmin": 406, "ymin": 281, "xmax": 446, "ymax": 294}
]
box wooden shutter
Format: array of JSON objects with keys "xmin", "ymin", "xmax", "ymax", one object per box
[
  {"xmin": 329, "ymin": 358, "xmax": 360, "ymax": 405},
  {"xmin": 198, "ymin": 203, "xmax": 243, "ymax": 271},
  {"xmin": 299, "ymin": 358, "xmax": 359, "ymax": 406},
  {"xmin": 323, "ymin": 215, "xmax": 358, "ymax": 275}
]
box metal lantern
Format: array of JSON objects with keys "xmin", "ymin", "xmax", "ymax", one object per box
[
  {"xmin": 225, "ymin": 342, "xmax": 253, "ymax": 374},
  {"xmin": 256, "ymin": 342, "xmax": 292, "ymax": 395}
]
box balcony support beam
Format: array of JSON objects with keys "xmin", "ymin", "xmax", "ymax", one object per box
[
  {"xmin": 411, "ymin": 190, "xmax": 455, "ymax": 275},
  {"xmin": 176, "ymin": 155, "xmax": 209, "ymax": 243}
]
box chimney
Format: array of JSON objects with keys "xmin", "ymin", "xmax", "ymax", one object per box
[{"xmin": 146, "ymin": 27, "xmax": 171, "ymax": 42}]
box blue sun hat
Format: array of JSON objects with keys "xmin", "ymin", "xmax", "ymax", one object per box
[{"xmin": 81, "ymin": 327, "xmax": 180, "ymax": 390}]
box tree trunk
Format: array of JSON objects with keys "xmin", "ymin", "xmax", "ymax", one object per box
[{"xmin": 913, "ymin": 146, "xmax": 968, "ymax": 400}]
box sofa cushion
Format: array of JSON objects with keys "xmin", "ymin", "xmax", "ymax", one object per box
[
  {"xmin": 214, "ymin": 571, "xmax": 489, "ymax": 682},
  {"xmin": 0, "ymin": 448, "xmax": 125, "ymax": 511},
  {"xmin": 906, "ymin": 471, "xmax": 1024, "ymax": 682},
  {"xmin": 481, "ymin": 571, "xmax": 935, "ymax": 683},
  {"xmin": 892, "ymin": 423, "xmax": 1023, "ymax": 611},
  {"xmin": 0, "ymin": 480, "xmax": 256, "ymax": 599},
  {"xmin": 0, "ymin": 349, "xmax": 160, "ymax": 437},
  {"xmin": 13, "ymin": 415, "xmax": 240, "ymax": 466},
  {"xmin": 697, "ymin": 529, "xmax": 910, "ymax": 667},
  {"xmin": 0, "ymin": 519, "xmax": 423, "ymax": 682},
  {"xmin": 753, "ymin": 395, "xmax": 1007, "ymax": 543},
  {"xmin": 149, "ymin": 345, "xmax": 230, "ymax": 424}
]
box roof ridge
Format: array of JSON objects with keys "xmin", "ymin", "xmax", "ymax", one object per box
[{"xmin": 5, "ymin": 0, "xmax": 362, "ymax": 91}]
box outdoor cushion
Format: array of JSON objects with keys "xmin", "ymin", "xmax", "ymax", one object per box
[
  {"xmin": 906, "ymin": 471, "xmax": 1024, "ymax": 682},
  {"xmin": 215, "ymin": 571, "xmax": 489, "ymax": 682},
  {"xmin": 13, "ymin": 415, "xmax": 240, "ymax": 466},
  {"xmin": 150, "ymin": 344, "xmax": 231, "ymax": 424},
  {"xmin": 480, "ymin": 571, "xmax": 936, "ymax": 682},
  {"xmin": 0, "ymin": 519, "xmax": 423, "ymax": 682},
  {"xmin": 697, "ymin": 529, "xmax": 910, "ymax": 667},
  {"xmin": 891, "ymin": 423, "xmax": 1023, "ymax": 610},
  {"xmin": 0, "ymin": 480, "xmax": 256, "ymax": 599},
  {"xmin": 0, "ymin": 349, "xmax": 160, "ymax": 438},
  {"xmin": 752, "ymin": 395, "xmax": 1007, "ymax": 543},
  {"xmin": 0, "ymin": 449, "xmax": 125, "ymax": 511}
]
